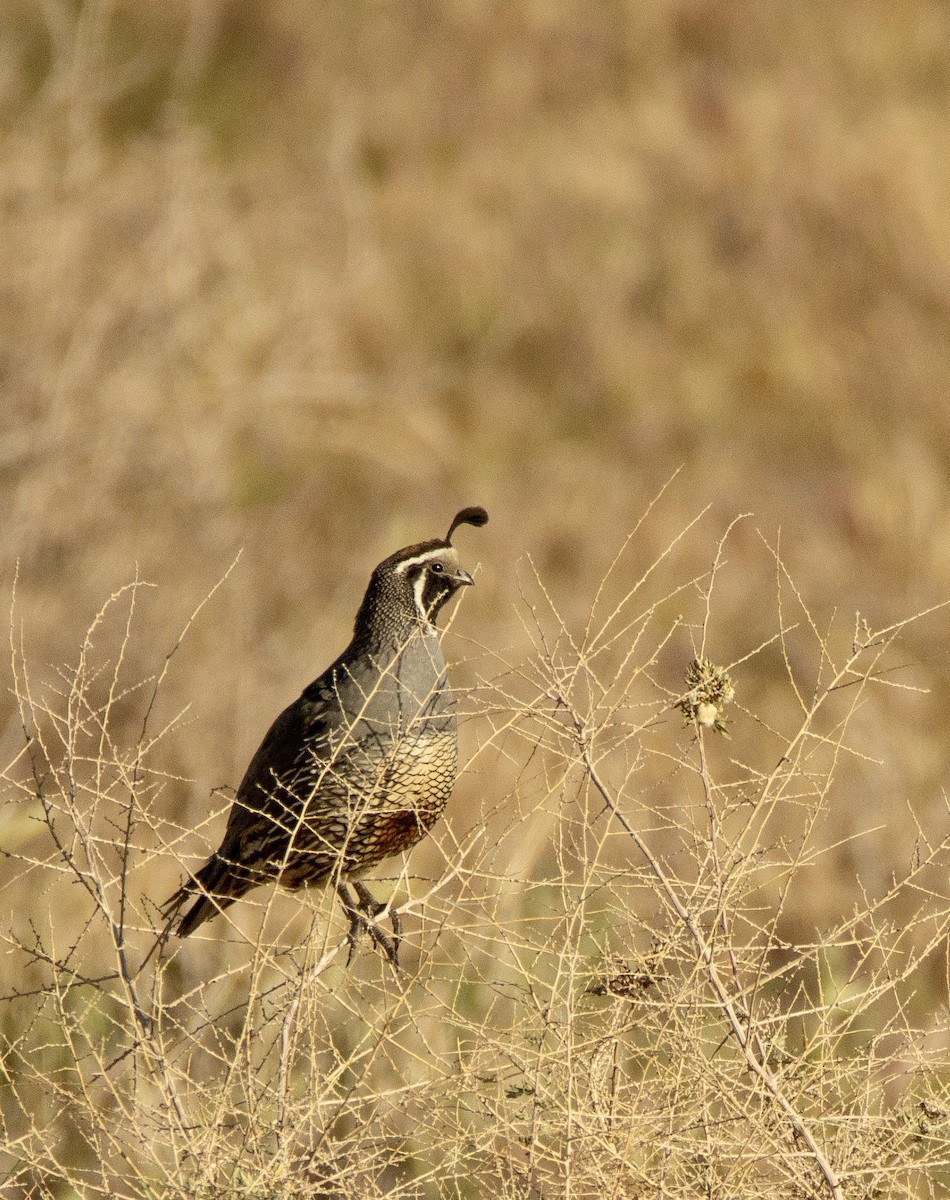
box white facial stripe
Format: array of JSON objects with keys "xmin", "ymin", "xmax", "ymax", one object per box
[
  {"xmin": 412, "ymin": 571, "xmax": 430, "ymax": 621},
  {"xmin": 393, "ymin": 548, "xmax": 447, "ymax": 575}
]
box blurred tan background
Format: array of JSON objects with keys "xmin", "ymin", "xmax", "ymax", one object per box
[{"xmin": 4, "ymin": 1, "xmax": 950, "ymax": 946}]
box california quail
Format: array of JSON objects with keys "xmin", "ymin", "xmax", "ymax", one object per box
[{"xmin": 163, "ymin": 507, "xmax": 487, "ymax": 957}]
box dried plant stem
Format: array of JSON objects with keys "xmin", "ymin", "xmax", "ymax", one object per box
[
  {"xmin": 581, "ymin": 747, "xmax": 845, "ymax": 1200},
  {"xmin": 5, "ymin": 532, "xmax": 950, "ymax": 1196},
  {"xmin": 277, "ymin": 937, "xmax": 348, "ymax": 1132}
]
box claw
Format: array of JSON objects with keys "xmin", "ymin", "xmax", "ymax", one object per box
[
  {"xmin": 354, "ymin": 880, "xmax": 401, "ymax": 964},
  {"xmin": 337, "ymin": 884, "xmax": 363, "ymax": 965},
  {"xmin": 337, "ymin": 883, "xmax": 400, "ymax": 969}
]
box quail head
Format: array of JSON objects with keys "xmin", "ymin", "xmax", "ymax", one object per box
[{"xmin": 163, "ymin": 507, "xmax": 488, "ymax": 956}]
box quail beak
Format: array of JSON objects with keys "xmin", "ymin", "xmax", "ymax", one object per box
[{"xmin": 452, "ymin": 569, "xmax": 475, "ymax": 587}]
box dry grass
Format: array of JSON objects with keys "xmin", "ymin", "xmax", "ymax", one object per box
[
  {"xmin": 4, "ymin": 1, "xmax": 950, "ymax": 1194},
  {"xmin": 3, "ymin": 518, "xmax": 950, "ymax": 1198}
]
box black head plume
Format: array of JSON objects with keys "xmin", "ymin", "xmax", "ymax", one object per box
[{"xmin": 445, "ymin": 506, "xmax": 488, "ymax": 544}]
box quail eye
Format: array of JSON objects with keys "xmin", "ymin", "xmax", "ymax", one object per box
[{"xmin": 430, "ymin": 562, "xmax": 445, "ymax": 573}]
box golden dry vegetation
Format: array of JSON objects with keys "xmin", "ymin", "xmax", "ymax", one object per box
[{"xmin": 3, "ymin": 2, "xmax": 950, "ymax": 1196}]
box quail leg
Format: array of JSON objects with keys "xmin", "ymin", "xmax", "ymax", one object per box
[
  {"xmin": 354, "ymin": 880, "xmax": 402, "ymax": 958},
  {"xmin": 336, "ymin": 883, "xmax": 399, "ymax": 968}
]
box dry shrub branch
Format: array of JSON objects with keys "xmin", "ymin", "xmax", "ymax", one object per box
[{"xmin": 2, "ymin": 520, "xmax": 950, "ymax": 1199}]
